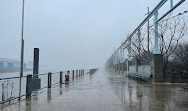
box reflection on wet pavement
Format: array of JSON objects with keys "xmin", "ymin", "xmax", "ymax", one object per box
[{"xmin": 1, "ymin": 69, "xmax": 188, "ymax": 111}]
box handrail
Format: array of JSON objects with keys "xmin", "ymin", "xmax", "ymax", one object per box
[{"xmin": 0, "ymin": 68, "xmax": 95, "ymax": 105}]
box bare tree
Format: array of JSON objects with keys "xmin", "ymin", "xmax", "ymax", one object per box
[
  {"xmin": 157, "ymin": 14, "xmax": 188, "ymax": 77},
  {"xmin": 130, "ymin": 13, "xmax": 187, "ymax": 77},
  {"xmin": 174, "ymin": 43, "xmax": 188, "ymax": 73}
]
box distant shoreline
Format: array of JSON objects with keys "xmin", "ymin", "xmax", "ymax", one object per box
[{"xmin": 0, "ymin": 68, "xmax": 33, "ymax": 73}]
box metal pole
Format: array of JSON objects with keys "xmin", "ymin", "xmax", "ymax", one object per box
[
  {"xmin": 26, "ymin": 75, "xmax": 32, "ymax": 97},
  {"xmin": 138, "ymin": 29, "xmax": 141, "ymax": 55},
  {"xmin": 128, "ymin": 38, "xmax": 132, "ymax": 61},
  {"xmin": 121, "ymin": 47, "xmax": 123, "ymax": 74},
  {"xmin": 170, "ymin": 0, "xmax": 173, "ymax": 8},
  {"xmin": 72, "ymin": 70, "xmax": 74, "ymax": 78},
  {"xmin": 147, "ymin": 7, "xmax": 150, "ymax": 52},
  {"xmin": 122, "ymin": 48, "xmax": 125, "ymax": 72},
  {"xmin": 118, "ymin": 51, "xmax": 120, "ymax": 74},
  {"xmin": 48, "ymin": 72, "xmax": 52, "ymax": 88},
  {"xmin": 33, "ymin": 48, "xmax": 39, "ymax": 78},
  {"xmin": 19, "ymin": 40, "xmax": 24, "ymax": 100},
  {"xmin": 60, "ymin": 71, "xmax": 63, "ymax": 84},
  {"xmin": 113, "ymin": 55, "xmax": 115, "ymax": 70},
  {"xmin": 114, "ymin": 54, "xmax": 116, "ymax": 71},
  {"xmin": 19, "ymin": 0, "xmax": 25, "ymax": 100},
  {"xmin": 154, "ymin": 11, "xmax": 159, "ymax": 54}
]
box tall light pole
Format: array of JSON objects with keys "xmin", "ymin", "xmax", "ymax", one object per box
[
  {"xmin": 147, "ymin": 7, "xmax": 150, "ymax": 52},
  {"xmin": 19, "ymin": 0, "xmax": 25, "ymax": 100}
]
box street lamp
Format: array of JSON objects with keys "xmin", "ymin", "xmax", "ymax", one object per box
[{"xmin": 19, "ymin": 0, "xmax": 25, "ymax": 100}]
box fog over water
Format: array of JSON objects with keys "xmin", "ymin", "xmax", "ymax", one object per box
[{"xmin": 0, "ymin": 0, "xmax": 188, "ymax": 72}]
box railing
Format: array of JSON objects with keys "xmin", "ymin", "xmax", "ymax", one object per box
[{"xmin": 0, "ymin": 69, "xmax": 95, "ymax": 104}]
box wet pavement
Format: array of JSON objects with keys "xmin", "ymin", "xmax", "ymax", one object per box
[{"xmin": 1, "ymin": 69, "xmax": 188, "ymax": 111}]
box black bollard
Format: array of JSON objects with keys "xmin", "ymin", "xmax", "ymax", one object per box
[
  {"xmin": 33, "ymin": 48, "xmax": 39, "ymax": 78},
  {"xmin": 26, "ymin": 75, "xmax": 32, "ymax": 97},
  {"xmin": 60, "ymin": 71, "xmax": 63, "ymax": 84},
  {"xmin": 72, "ymin": 70, "xmax": 74, "ymax": 79},
  {"xmin": 48, "ymin": 72, "xmax": 52, "ymax": 88}
]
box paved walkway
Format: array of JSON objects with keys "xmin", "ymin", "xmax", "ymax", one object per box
[{"xmin": 1, "ymin": 69, "xmax": 188, "ymax": 111}]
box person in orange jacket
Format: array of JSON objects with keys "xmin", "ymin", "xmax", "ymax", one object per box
[{"xmin": 65, "ymin": 71, "xmax": 70, "ymax": 81}]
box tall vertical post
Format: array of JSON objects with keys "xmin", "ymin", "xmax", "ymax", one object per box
[
  {"xmin": 33, "ymin": 48, "xmax": 39, "ymax": 78},
  {"xmin": 72, "ymin": 70, "xmax": 74, "ymax": 78},
  {"xmin": 31, "ymin": 48, "xmax": 41, "ymax": 91},
  {"xmin": 19, "ymin": 0, "xmax": 25, "ymax": 100},
  {"xmin": 138, "ymin": 29, "xmax": 141, "ymax": 55},
  {"xmin": 147, "ymin": 7, "xmax": 150, "ymax": 52},
  {"xmin": 170, "ymin": 0, "xmax": 173, "ymax": 8},
  {"xmin": 128, "ymin": 38, "xmax": 132, "ymax": 61},
  {"xmin": 60, "ymin": 71, "xmax": 63, "ymax": 84},
  {"xmin": 114, "ymin": 54, "xmax": 116, "ymax": 71},
  {"xmin": 154, "ymin": 11, "xmax": 159, "ymax": 54},
  {"xmin": 112, "ymin": 55, "xmax": 114, "ymax": 70},
  {"xmin": 26, "ymin": 75, "xmax": 32, "ymax": 98},
  {"xmin": 48, "ymin": 72, "xmax": 52, "ymax": 88},
  {"xmin": 116, "ymin": 54, "xmax": 117, "ymax": 72},
  {"xmin": 121, "ymin": 47, "xmax": 123, "ymax": 74},
  {"xmin": 122, "ymin": 48, "xmax": 125, "ymax": 72},
  {"xmin": 118, "ymin": 51, "xmax": 120, "ymax": 74}
]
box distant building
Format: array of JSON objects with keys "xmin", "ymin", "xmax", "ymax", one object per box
[
  {"xmin": 0, "ymin": 58, "xmax": 26, "ymax": 69},
  {"xmin": 26, "ymin": 61, "xmax": 33, "ymax": 68}
]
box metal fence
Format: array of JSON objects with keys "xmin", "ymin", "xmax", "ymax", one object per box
[{"xmin": 0, "ymin": 69, "xmax": 94, "ymax": 104}]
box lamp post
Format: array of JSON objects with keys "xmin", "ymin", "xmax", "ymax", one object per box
[{"xmin": 19, "ymin": 0, "xmax": 25, "ymax": 100}]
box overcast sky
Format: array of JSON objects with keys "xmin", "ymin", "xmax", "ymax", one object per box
[{"xmin": 0, "ymin": 0, "xmax": 187, "ymax": 71}]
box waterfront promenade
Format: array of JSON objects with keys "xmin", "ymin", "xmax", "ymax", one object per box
[{"xmin": 1, "ymin": 69, "xmax": 188, "ymax": 111}]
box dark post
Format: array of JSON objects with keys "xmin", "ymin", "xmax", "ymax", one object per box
[
  {"xmin": 48, "ymin": 72, "xmax": 52, "ymax": 88},
  {"xmin": 26, "ymin": 75, "xmax": 32, "ymax": 97},
  {"xmin": 83, "ymin": 69, "xmax": 84, "ymax": 75},
  {"xmin": 33, "ymin": 48, "xmax": 39, "ymax": 78},
  {"xmin": 76, "ymin": 70, "xmax": 78, "ymax": 77},
  {"xmin": 151, "ymin": 54, "xmax": 164, "ymax": 82},
  {"xmin": 72, "ymin": 70, "xmax": 74, "ymax": 79},
  {"xmin": 147, "ymin": 7, "xmax": 150, "ymax": 52},
  {"xmin": 32, "ymin": 48, "xmax": 41, "ymax": 91},
  {"xmin": 60, "ymin": 71, "xmax": 63, "ymax": 84}
]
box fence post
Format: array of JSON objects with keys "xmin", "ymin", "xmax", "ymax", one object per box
[
  {"xmin": 48, "ymin": 72, "xmax": 52, "ymax": 88},
  {"xmin": 76, "ymin": 70, "xmax": 78, "ymax": 77},
  {"xmin": 60, "ymin": 71, "xmax": 63, "ymax": 84},
  {"xmin": 26, "ymin": 75, "xmax": 33, "ymax": 98},
  {"xmin": 72, "ymin": 70, "xmax": 74, "ymax": 79}
]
